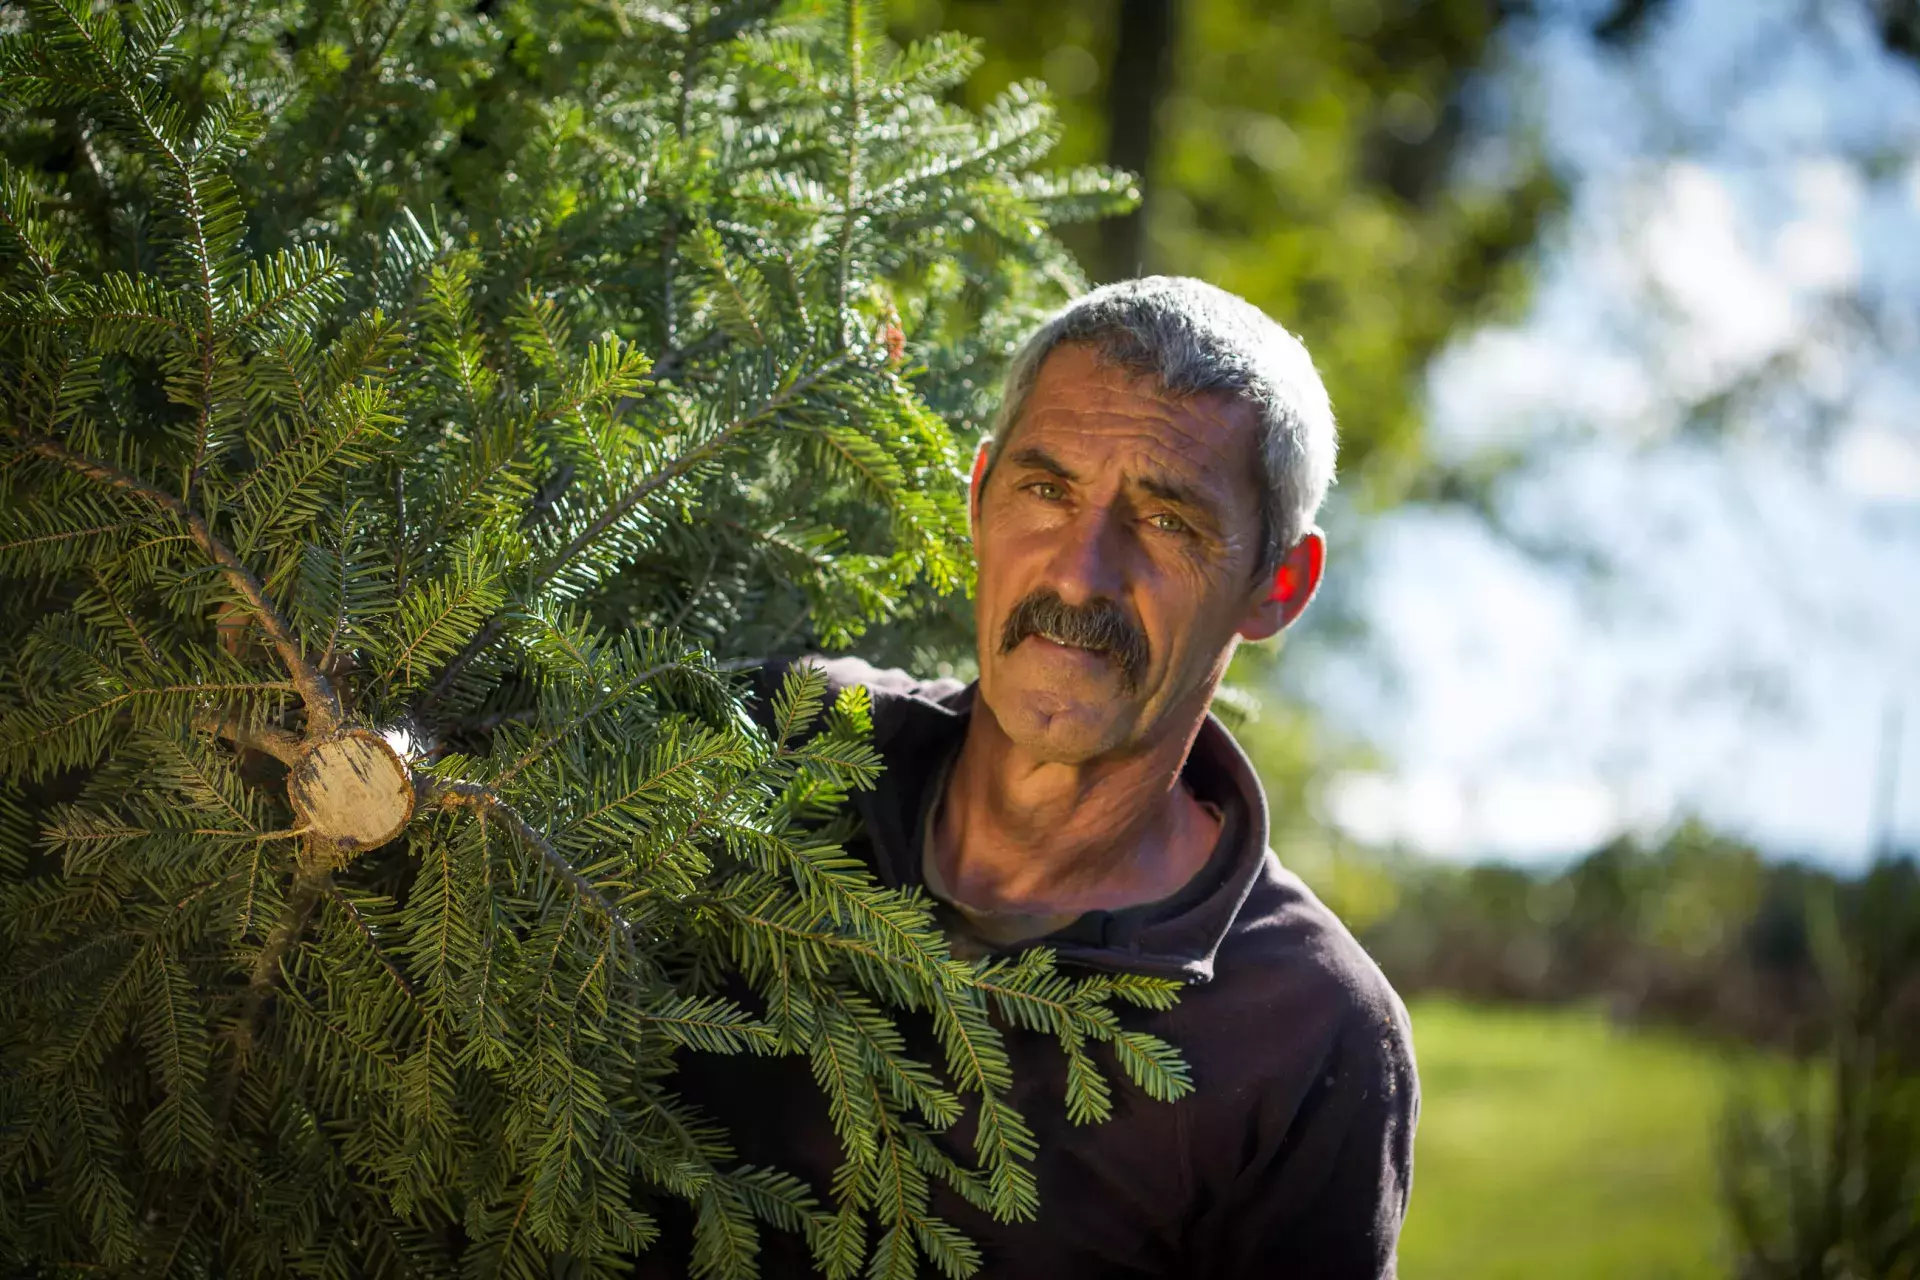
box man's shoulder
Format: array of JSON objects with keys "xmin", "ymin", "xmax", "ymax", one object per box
[
  {"xmin": 1166, "ymin": 857, "xmax": 1417, "ymax": 1277},
  {"xmin": 1236, "ymin": 854, "xmax": 1406, "ymax": 1020},
  {"xmin": 1190, "ymin": 853, "xmax": 1414, "ymax": 1097}
]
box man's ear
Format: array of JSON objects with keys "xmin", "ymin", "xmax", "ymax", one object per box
[
  {"xmin": 1238, "ymin": 528, "xmax": 1325, "ymax": 642},
  {"xmin": 967, "ymin": 441, "xmax": 990, "ymax": 540}
]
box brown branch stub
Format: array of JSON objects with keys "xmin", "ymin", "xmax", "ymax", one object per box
[
  {"xmin": 197, "ymin": 709, "xmax": 305, "ymax": 766},
  {"xmin": 21, "ymin": 434, "xmax": 344, "ymax": 734},
  {"xmin": 419, "ymin": 775, "xmax": 637, "ymax": 951}
]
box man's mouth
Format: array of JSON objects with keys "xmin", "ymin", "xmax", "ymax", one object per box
[
  {"xmin": 1032, "ymin": 630, "xmax": 1108, "ymax": 655},
  {"xmin": 998, "ymin": 589, "xmax": 1150, "ymax": 692}
]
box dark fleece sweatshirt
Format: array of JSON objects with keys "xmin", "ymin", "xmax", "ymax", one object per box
[{"xmin": 639, "ymin": 657, "xmax": 1417, "ymax": 1278}]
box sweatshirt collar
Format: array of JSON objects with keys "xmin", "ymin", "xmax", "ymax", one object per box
[{"xmin": 854, "ymin": 680, "xmax": 1271, "ymax": 985}]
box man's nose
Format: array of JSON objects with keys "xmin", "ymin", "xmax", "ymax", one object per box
[{"xmin": 1041, "ymin": 501, "xmax": 1131, "ymax": 604}]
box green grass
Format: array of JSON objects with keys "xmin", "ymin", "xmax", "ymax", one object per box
[{"xmin": 1399, "ymin": 998, "xmax": 1760, "ymax": 1280}]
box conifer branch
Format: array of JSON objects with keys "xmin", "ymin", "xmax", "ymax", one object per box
[
  {"xmin": 419, "ymin": 775, "xmax": 637, "ymax": 951},
  {"xmin": 833, "ymin": 1, "xmax": 868, "ymax": 331},
  {"xmin": 0, "ymin": 170, "xmax": 57, "ymax": 280},
  {"xmin": 20, "ymin": 434, "xmax": 344, "ymax": 733},
  {"xmin": 660, "ymin": 24, "xmax": 698, "ymax": 349},
  {"xmin": 0, "ymin": 515, "xmax": 153, "ymax": 554},
  {"xmin": 37, "ymin": 0, "xmax": 223, "ymax": 496},
  {"xmin": 0, "ymin": 2, "xmax": 1159, "ymax": 1267},
  {"xmin": 325, "ymin": 883, "xmax": 417, "ymax": 998},
  {"xmin": 236, "ymin": 856, "xmax": 328, "ymax": 1054},
  {"xmin": 493, "ymin": 659, "xmax": 681, "ymax": 784},
  {"xmin": 417, "ymin": 355, "xmax": 846, "ymax": 708}
]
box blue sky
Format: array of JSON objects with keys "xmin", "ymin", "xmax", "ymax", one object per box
[{"xmin": 1297, "ymin": 0, "xmax": 1920, "ymax": 868}]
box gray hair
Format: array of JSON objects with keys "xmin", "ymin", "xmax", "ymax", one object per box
[{"xmin": 985, "ymin": 276, "xmax": 1337, "ymax": 575}]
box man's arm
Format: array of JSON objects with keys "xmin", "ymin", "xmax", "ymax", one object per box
[{"xmin": 1189, "ymin": 1000, "xmax": 1419, "ymax": 1278}]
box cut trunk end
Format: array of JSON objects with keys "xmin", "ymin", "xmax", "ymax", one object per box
[{"xmin": 287, "ymin": 727, "xmax": 415, "ymax": 853}]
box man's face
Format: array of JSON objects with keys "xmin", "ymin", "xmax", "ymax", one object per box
[{"xmin": 972, "ymin": 342, "xmax": 1281, "ymax": 762}]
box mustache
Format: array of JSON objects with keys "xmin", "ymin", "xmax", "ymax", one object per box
[{"xmin": 998, "ymin": 589, "xmax": 1150, "ymax": 691}]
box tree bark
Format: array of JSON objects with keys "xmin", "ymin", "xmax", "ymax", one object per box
[{"xmin": 1099, "ymin": 0, "xmax": 1178, "ymax": 282}]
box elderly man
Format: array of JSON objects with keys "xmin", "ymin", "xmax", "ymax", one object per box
[{"xmin": 656, "ymin": 277, "xmax": 1416, "ymax": 1278}]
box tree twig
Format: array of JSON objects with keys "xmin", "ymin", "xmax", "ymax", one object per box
[
  {"xmin": 646, "ymin": 329, "xmax": 727, "ymax": 386},
  {"xmin": 236, "ymin": 856, "xmax": 328, "ymax": 1052},
  {"xmin": 22, "ymin": 434, "xmax": 344, "ymax": 734}
]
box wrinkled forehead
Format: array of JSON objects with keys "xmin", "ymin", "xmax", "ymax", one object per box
[{"xmin": 1005, "ymin": 342, "xmax": 1264, "ymax": 504}]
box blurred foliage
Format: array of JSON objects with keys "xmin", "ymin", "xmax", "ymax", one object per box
[
  {"xmin": 1300, "ymin": 819, "xmax": 1915, "ymax": 1057},
  {"xmin": 890, "ymin": 0, "xmax": 1561, "ymax": 518},
  {"xmin": 1721, "ymin": 860, "xmax": 1920, "ymax": 1280}
]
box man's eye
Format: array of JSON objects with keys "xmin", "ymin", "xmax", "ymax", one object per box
[
  {"xmin": 1027, "ymin": 481, "xmax": 1066, "ymax": 501},
  {"xmin": 1148, "ymin": 512, "xmax": 1188, "ymax": 534}
]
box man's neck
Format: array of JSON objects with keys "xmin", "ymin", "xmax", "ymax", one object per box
[{"xmin": 930, "ymin": 697, "xmax": 1222, "ymax": 917}]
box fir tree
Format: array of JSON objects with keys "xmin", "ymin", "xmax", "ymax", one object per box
[{"xmin": 0, "ymin": 1, "xmax": 1190, "ymax": 1276}]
